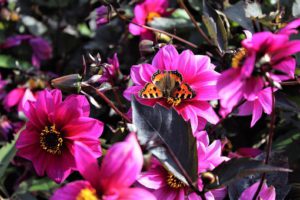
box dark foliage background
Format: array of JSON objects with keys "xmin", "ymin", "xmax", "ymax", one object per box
[{"xmin": 0, "ymin": 0, "xmax": 299, "ymax": 199}]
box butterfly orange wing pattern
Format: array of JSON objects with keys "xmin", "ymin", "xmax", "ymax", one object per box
[
  {"xmin": 172, "ymin": 83, "xmax": 195, "ymax": 100},
  {"xmin": 151, "ymin": 70, "xmax": 164, "ymax": 84},
  {"xmin": 168, "ymin": 70, "xmax": 182, "ymax": 85},
  {"xmin": 138, "ymin": 83, "xmax": 163, "ymax": 99}
]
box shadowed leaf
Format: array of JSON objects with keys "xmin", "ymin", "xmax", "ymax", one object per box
[
  {"xmin": 204, "ymin": 158, "xmax": 292, "ymax": 190},
  {"xmin": 131, "ymin": 97, "xmax": 198, "ymax": 184},
  {"xmin": 224, "ymin": 1, "xmax": 254, "ymax": 32},
  {"xmin": 202, "ymin": 1, "xmax": 228, "ymax": 52}
]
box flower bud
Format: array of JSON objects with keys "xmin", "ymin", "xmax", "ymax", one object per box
[
  {"xmin": 51, "ymin": 74, "xmax": 82, "ymax": 93},
  {"xmin": 96, "ymin": 6, "xmax": 109, "ymax": 27},
  {"xmin": 139, "ymin": 40, "xmax": 155, "ymax": 56}
]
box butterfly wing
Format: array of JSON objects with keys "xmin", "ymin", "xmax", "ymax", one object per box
[
  {"xmin": 169, "ymin": 70, "xmax": 182, "ymax": 85},
  {"xmin": 138, "ymin": 83, "xmax": 163, "ymax": 99},
  {"xmin": 172, "ymin": 83, "xmax": 196, "ymax": 100}
]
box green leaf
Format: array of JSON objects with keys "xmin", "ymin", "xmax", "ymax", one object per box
[
  {"xmin": 0, "ymin": 133, "xmax": 19, "ymax": 179},
  {"xmin": 28, "ymin": 178, "xmax": 59, "ymax": 192},
  {"xmin": 77, "ymin": 23, "xmax": 93, "ymax": 37},
  {"xmin": 132, "ymin": 97, "xmax": 198, "ymax": 185},
  {"xmin": 0, "ymin": 54, "xmax": 32, "ymax": 70}
]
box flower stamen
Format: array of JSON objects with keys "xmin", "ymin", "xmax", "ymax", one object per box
[
  {"xmin": 166, "ymin": 173, "xmax": 185, "ymax": 189},
  {"xmin": 40, "ymin": 124, "xmax": 63, "ymax": 155},
  {"xmin": 76, "ymin": 188, "xmax": 98, "ymax": 200}
]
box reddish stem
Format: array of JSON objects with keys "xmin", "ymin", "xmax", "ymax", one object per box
[
  {"xmin": 114, "ymin": 7, "xmax": 198, "ymax": 49},
  {"xmin": 81, "ymin": 83, "xmax": 131, "ymax": 123},
  {"xmin": 252, "ymin": 86, "xmax": 276, "ymax": 200}
]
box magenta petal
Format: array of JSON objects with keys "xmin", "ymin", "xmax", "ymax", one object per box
[
  {"xmin": 3, "ymin": 87, "xmax": 25, "ymax": 109},
  {"xmin": 273, "ymin": 40, "xmax": 300, "ymax": 61},
  {"xmin": 19, "ymin": 89, "xmax": 36, "ymax": 112},
  {"xmin": 51, "ymin": 180, "xmax": 93, "ymax": 200},
  {"xmin": 272, "ymin": 57, "xmax": 295, "ymax": 78},
  {"xmin": 243, "ymin": 77, "xmax": 264, "ymax": 101},
  {"xmin": 46, "ymin": 151, "xmax": 75, "ymax": 183},
  {"xmin": 118, "ymin": 188, "xmax": 156, "ymax": 200},
  {"xmin": 194, "ymin": 55, "xmax": 212, "ymax": 71},
  {"xmin": 190, "ymin": 70, "xmax": 219, "ymax": 88},
  {"xmin": 241, "ymin": 52, "xmax": 255, "ymax": 77},
  {"xmin": 238, "ymin": 101, "xmax": 254, "ymax": 116},
  {"xmin": 217, "ymin": 68, "xmax": 244, "ymax": 109},
  {"xmin": 258, "ymin": 87, "xmax": 272, "ymax": 115},
  {"xmin": 74, "ymin": 142, "xmax": 101, "ymax": 189},
  {"xmin": 54, "ymin": 95, "xmax": 90, "ymax": 127},
  {"xmin": 153, "ymin": 187, "xmax": 183, "ymax": 200},
  {"xmin": 63, "ymin": 117, "xmax": 103, "ymax": 140},
  {"xmin": 278, "ymin": 18, "xmax": 300, "ymax": 35},
  {"xmin": 131, "ymin": 65, "xmax": 146, "ymax": 85},
  {"xmin": 195, "ymin": 85, "xmax": 219, "ymax": 100},
  {"xmin": 250, "ymin": 100, "xmax": 263, "ymax": 127},
  {"xmin": 260, "ymin": 185, "xmax": 276, "ymax": 200},
  {"xmin": 123, "ymin": 86, "xmax": 144, "ymax": 100},
  {"xmin": 174, "ymin": 50, "xmax": 196, "ymax": 78},
  {"xmin": 140, "ymin": 63, "xmax": 158, "ymax": 83},
  {"xmin": 138, "ymin": 167, "xmax": 167, "ymax": 189},
  {"xmin": 16, "ymin": 125, "xmax": 40, "ymax": 149},
  {"xmin": 152, "ymin": 45, "xmax": 178, "ymax": 69},
  {"xmin": 190, "ymin": 101, "xmax": 219, "ymax": 125},
  {"xmin": 240, "ymin": 182, "xmax": 276, "ymax": 200},
  {"xmin": 99, "ymin": 133, "xmax": 143, "ymax": 191}
]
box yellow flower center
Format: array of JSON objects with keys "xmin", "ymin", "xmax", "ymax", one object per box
[
  {"xmin": 40, "ymin": 124, "xmax": 63, "ymax": 155},
  {"xmin": 166, "ymin": 173, "xmax": 185, "ymax": 189},
  {"xmin": 231, "ymin": 48, "xmax": 247, "ymax": 69},
  {"xmin": 76, "ymin": 188, "xmax": 98, "ymax": 200},
  {"xmin": 147, "ymin": 12, "xmax": 161, "ymax": 22}
]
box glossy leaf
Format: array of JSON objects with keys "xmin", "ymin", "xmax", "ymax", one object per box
[
  {"xmin": 131, "ymin": 97, "xmax": 198, "ymax": 184},
  {"xmin": 228, "ymin": 153, "xmax": 290, "ymax": 200},
  {"xmin": 203, "ymin": 158, "xmax": 291, "ymax": 190},
  {"xmin": 202, "ymin": 1, "xmax": 228, "ymax": 52},
  {"xmin": 224, "ymin": 1, "xmax": 254, "ymax": 32}
]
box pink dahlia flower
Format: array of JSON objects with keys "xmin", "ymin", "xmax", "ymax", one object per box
[
  {"xmin": 124, "ymin": 45, "xmax": 220, "ymax": 132},
  {"xmin": 0, "ymin": 34, "xmax": 52, "ymax": 68},
  {"xmin": 239, "ymin": 181, "xmax": 276, "ymax": 200},
  {"xmin": 237, "ymin": 87, "xmax": 273, "ymax": 127},
  {"xmin": 51, "ymin": 133, "xmax": 156, "ymax": 200},
  {"xmin": 138, "ymin": 131, "xmax": 228, "ymax": 200},
  {"xmin": 129, "ymin": 0, "xmax": 169, "ymax": 39},
  {"xmin": 217, "ymin": 18, "xmax": 300, "ymax": 124},
  {"xmin": 3, "ymin": 87, "xmax": 36, "ymax": 112},
  {"xmin": 95, "ymin": 5, "xmax": 109, "ymax": 27},
  {"xmin": 98, "ymin": 53, "xmax": 120, "ymax": 84},
  {"xmin": 16, "ymin": 89, "xmax": 103, "ymax": 183}
]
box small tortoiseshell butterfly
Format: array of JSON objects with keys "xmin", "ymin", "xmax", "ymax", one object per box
[{"xmin": 138, "ymin": 70, "xmax": 196, "ymax": 106}]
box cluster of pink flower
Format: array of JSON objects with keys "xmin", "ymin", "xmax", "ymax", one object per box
[{"xmin": 1, "ymin": 0, "xmax": 299, "ymax": 200}]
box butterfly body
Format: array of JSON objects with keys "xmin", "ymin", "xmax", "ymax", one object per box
[{"xmin": 139, "ymin": 70, "xmax": 195, "ymax": 106}]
